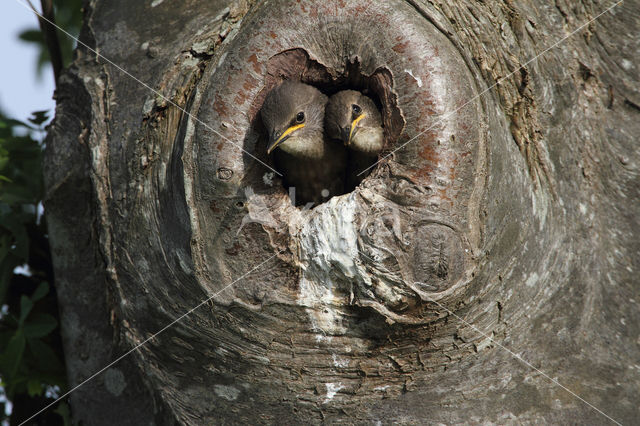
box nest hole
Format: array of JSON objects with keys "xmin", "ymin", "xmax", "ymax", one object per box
[{"xmin": 248, "ymin": 48, "xmax": 405, "ymax": 207}]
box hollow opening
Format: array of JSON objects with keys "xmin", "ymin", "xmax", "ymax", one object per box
[{"xmin": 249, "ymin": 48, "xmax": 405, "ymax": 207}]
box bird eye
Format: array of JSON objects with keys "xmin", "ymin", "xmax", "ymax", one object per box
[
  {"xmin": 296, "ymin": 112, "xmax": 305, "ymax": 123},
  {"xmin": 352, "ymin": 104, "xmax": 362, "ymax": 114}
]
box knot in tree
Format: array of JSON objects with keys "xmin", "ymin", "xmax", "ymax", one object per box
[{"xmin": 44, "ymin": 0, "xmax": 639, "ymax": 424}]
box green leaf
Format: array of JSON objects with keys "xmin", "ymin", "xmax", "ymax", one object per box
[
  {"xmin": 18, "ymin": 29, "xmax": 44, "ymax": 44},
  {"xmin": 27, "ymin": 338, "xmax": 64, "ymax": 374},
  {"xmin": 31, "ymin": 281, "xmax": 49, "ymax": 302},
  {"xmin": 27, "ymin": 379, "xmax": 43, "ymax": 396},
  {"xmin": 19, "ymin": 295, "xmax": 34, "ymax": 325},
  {"xmin": 23, "ymin": 313, "xmax": 57, "ymax": 338},
  {"xmin": 28, "ymin": 110, "xmax": 50, "ymax": 126},
  {"xmin": 1, "ymin": 330, "xmax": 26, "ymax": 378},
  {"xmin": 54, "ymin": 401, "xmax": 72, "ymax": 426}
]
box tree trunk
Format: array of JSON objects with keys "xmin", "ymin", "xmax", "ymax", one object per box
[{"xmin": 44, "ymin": 0, "xmax": 639, "ymax": 424}]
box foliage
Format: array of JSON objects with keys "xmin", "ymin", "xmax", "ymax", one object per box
[
  {"xmin": 0, "ymin": 0, "xmax": 83, "ymax": 424},
  {"xmin": 0, "ymin": 113, "xmax": 68, "ymax": 425}
]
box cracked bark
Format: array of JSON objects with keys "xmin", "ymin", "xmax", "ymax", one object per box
[{"xmin": 44, "ymin": 0, "xmax": 639, "ymax": 424}]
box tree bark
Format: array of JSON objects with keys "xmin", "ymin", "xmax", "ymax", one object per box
[{"xmin": 44, "ymin": 0, "xmax": 639, "ymax": 424}]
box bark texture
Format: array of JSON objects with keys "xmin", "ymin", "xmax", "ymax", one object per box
[{"xmin": 44, "ymin": 0, "xmax": 639, "ymax": 424}]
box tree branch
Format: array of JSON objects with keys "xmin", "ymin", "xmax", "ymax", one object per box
[{"xmin": 27, "ymin": 0, "xmax": 64, "ymax": 87}]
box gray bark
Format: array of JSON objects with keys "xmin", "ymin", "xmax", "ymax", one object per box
[{"xmin": 44, "ymin": 0, "xmax": 639, "ymax": 424}]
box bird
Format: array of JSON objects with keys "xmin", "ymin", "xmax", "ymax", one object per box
[
  {"xmin": 260, "ymin": 81, "xmax": 347, "ymax": 206},
  {"xmin": 324, "ymin": 90, "xmax": 384, "ymax": 189}
]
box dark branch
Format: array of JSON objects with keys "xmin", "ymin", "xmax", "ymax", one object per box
[{"xmin": 28, "ymin": 0, "xmax": 64, "ymax": 87}]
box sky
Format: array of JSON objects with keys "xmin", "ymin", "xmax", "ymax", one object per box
[{"xmin": 0, "ymin": 1, "xmax": 56, "ymax": 123}]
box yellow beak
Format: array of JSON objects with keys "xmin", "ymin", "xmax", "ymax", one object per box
[
  {"xmin": 348, "ymin": 113, "xmax": 367, "ymax": 145},
  {"xmin": 267, "ymin": 123, "xmax": 305, "ymax": 154}
]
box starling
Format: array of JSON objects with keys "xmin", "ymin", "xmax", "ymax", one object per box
[
  {"xmin": 325, "ymin": 90, "xmax": 384, "ymax": 189},
  {"xmin": 261, "ymin": 81, "xmax": 347, "ymax": 205}
]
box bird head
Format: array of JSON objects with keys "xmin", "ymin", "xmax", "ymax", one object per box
[
  {"xmin": 260, "ymin": 81, "xmax": 327, "ymax": 155},
  {"xmin": 325, "ymin": 90, "xmax": 382, "ymax": 147}
]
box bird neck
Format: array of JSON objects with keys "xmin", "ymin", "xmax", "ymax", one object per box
[
  {"xmin": 278, "ymin": 130, "xmax": 326, "ymax": 159},
  {"xmin": 352, "ymin": 127, "xmax": 384, "ymax": 155}
]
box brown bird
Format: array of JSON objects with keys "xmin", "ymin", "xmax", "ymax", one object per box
[
  {"xmin": 325, "ymin": 90, "xmax": 384, "ymax": 189},
  {"xmin": 261, "ymin": 81, "xmax": 347, "ymax": 205}
]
